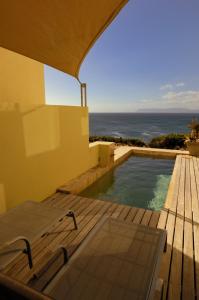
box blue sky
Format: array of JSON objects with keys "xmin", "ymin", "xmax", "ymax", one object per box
[{"xmin": 45, "ymin": 0, "xmax": 199, "ymax": 112}]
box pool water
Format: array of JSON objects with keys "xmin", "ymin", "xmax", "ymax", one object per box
[{"xmin": 80, "ymin": 156, "xmax": 174, "ymax": 210}]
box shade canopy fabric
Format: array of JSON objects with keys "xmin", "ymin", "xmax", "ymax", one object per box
[{"xmin": 0, "ymin": 0, "xmax": 128, "ymax": 78}]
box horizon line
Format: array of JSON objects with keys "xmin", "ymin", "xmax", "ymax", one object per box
[{"xmin": 89, "ymin": 111, "xmax": 199, "ymax": 114}]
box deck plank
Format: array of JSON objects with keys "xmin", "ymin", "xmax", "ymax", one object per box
[
  {"xmin": 132, "ymin": 208, "xmax": 145, "ymax": 224},
  {"xmin": 167, "ymin": 155, "xmax": 185, "ymax": 300},
  {"xmin": 141, "ymin": 209, "xmax": 153, "ymax": 226},
  {"xmin": 125, "ymin": 206, "xmax": 138, "ymax": 222},
  {"xmin": 42, "ymin": 192, "xmax": 66, "ymax": 205},
  {"xmin": 158, "ymin": 155, "xmax": 182, "ymax": 300},
  {"xmin": 117, "ymin": 205, "xmax": 132, "ymax": 221},
  {"xmin": 111, "ymin": 204, "xmax": 126, "ymax": 219},
  {"xmin": 182, "ymin": 157, "xmax": 195, "ymax": 300},
  {"xmin": 149, "ymin": 210, "xmax": 161, "ymax": 228},
  {"xmin": 192, "ymin": 157, "xmax": 199, "ymax": 298}
]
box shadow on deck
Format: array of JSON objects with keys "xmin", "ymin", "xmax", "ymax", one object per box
[{"xmin": 2, "ymin": 154, "xmax": 199, "ymax": 300}]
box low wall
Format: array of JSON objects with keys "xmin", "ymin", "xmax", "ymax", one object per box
[
  {"xmin": 89, "ymin": 142, "xmax": 99, "ymax": 169},
  {"xmin": 89, "ymin": 141, "xmax": 114, "ymax": 168}
]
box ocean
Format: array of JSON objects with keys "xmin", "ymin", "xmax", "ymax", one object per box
[{"xmin": 89, "ymin": 113, "xmax": 199, "ymax": 142}]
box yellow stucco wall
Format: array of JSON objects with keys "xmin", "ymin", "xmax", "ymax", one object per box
[
  {"xmin": 0, "ymin": 105, "xmax": 89, "ymax": 211},
  {"xmin": 0, "ymin": 47, "xmax": 45, "ymax": 111},
  {"xmin": 0, "ymin": 48, "xmax": 94, "ymax": 212}
]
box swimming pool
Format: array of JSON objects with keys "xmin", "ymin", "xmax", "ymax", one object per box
[{"xmin": 80, "ymin": 155, "xmax": 174, "ymax": 210}]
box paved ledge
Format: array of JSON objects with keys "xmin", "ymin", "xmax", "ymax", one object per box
[
  {"xmin": 57, "ymin": 164, "xmax": 112, "ymax": 194},
  {"xmin": 89, "ymin": 141, "xmax": 114, "ymax": 147},
  {"xmin": 131, "ymin": 146, "xmax": 189, "ymax": 157}
]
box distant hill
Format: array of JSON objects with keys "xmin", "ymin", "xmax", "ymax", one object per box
[{"xmin": 136, "ymin": 108, "xmax": 198, "ymax": 113}]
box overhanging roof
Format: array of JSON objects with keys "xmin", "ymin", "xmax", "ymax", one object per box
[{"xmin": 0, "ymin": 0, "xmax": 128, "ymax": 78}]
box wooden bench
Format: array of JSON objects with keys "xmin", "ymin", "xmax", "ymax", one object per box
[
  {"xmin": 0, "ymin": 200, "xmax": 77, "ymax": 270},
  {"xmin": 0, "ymin": 217, "xmax": 166, "ymax": 299},
  {"xmin": 45, "ymin": 217, "xmax": 167, "ymax": 300}
]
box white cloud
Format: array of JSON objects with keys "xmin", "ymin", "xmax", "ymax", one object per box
[
  {"xmin": 160, "ymin": 84, "xmax": 173, "ymax": 90},
  {"xmin": 160, "ymin": 82, "xmax": 185, "ymax": 90},
  {"xmin": 90, "ymin": 89, "xmax": 199, "ymax": 112},
  {"xmin": 176, "ymin": 82, "xmax": 185, "ymax": 87},
  {"xmin": 162, "ymin": 90, "xmax": 199, "ymax": 106},
  {"xmin": 136, "ymin": 90, "xmax": 199, "ymax": 111}
]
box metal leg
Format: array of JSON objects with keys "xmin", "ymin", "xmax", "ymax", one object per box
[
  {"xmin": 66, "ymin": 210, "xmax": 78, "ymax": 230},
  {"xmin": 2, "ymin": 236, "xmax": 34, "ymax": 270},
  {"xmin": 164, "ymin": 235, "xmax": 167, "ymax": 253},
  {"xmin": 58, "ymin": 246, "xmax": 69, "ymax": 264},
  {"xmin": 22, "ymin": 238, "xmax": 33, "ymax": 269}
]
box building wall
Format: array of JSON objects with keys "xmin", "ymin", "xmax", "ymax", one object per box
[
  {"xmin": 0, "ymin": 105, "xmax": 90, "ymax": 211},
  {"xmin": 0, "ymin": 48, "xmax": 94, "ymax": 212},
  {"xmin": 0, "ymin": 47, "xmax": 45, "ymax": 111}
]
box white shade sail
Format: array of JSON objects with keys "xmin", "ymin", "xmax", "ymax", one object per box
[{"xmin": 0, "ymin": 0, "xmax": 128, "ymax": 78}]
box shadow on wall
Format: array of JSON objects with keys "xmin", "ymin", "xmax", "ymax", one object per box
[{"xmin": 22, "ymin": 105, "xmax": 60, "ymax": 157}]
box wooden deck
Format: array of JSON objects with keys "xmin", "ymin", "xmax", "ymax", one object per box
[
  {"xmin": 2, "ymin": 195, "xmax": 160, "ymax": 286},
  {"xmin": 2, "ymin": 154, "xmax": 199, "ymax": 299},
  {"xmin": 158, "ymin": 154, "xmax": 199, "ymax": 300}
]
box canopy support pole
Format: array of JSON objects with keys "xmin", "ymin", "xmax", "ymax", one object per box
[{"xmin": 80, "ymin": 83, "xmax": 87, "ymax": 107}]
